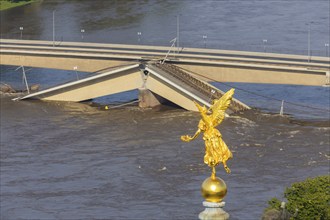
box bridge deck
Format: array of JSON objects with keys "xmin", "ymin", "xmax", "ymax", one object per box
[
  {"xmin": 1, "ymin": 39, "xmax": 328, "ymax": 64},
  {"xmin": 1, "ymin": 39, "xmax": 329, "ymax": 70},
  {"xmin": 14, "ymin": 64, "xmax": 142, "ymax": 102},
  {"xmin": 14, "ymin": 61, "xmax": 249, "ymax": 112},
  {"xmin": 1, "ymin": 39, "xmax": 329, "ymax": 86},
  {"xmin": 147, "ymin": 63, "xmax": 249, "ymax": 112}
]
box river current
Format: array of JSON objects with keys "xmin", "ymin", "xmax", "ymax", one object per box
[{"xmin": 1, "ymin": 1, "xmax": 330, "ymax": 219}]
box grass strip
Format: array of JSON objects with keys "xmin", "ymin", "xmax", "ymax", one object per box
[{"xmin": 0, "ymin": 0, "xmax": 36, "ymax": 11}]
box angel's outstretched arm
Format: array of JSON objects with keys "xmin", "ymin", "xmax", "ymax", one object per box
[{"xmin": 181, "ymin": 128, "xmax": 201, "ymax": 142}]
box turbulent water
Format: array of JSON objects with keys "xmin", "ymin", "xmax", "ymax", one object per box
[
  {"xmin": 1, "ymin": 98, "xmax": 329, "ymax": 219},
  {"xmin": 1, "ymin": 0, "xmax": 330, "ymax": 219}
]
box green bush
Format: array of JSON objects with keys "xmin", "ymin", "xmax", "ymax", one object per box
[
  {"xmin": 264, "ymin": 175, "xmax": 330, "ymax": 220},
  {"xmin": 265, "ymin": 197, "xmax": 282, "ymax": 211}
]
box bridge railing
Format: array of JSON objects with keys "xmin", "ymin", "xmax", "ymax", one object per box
[
  {"xmin": 180, "ymin": 42, "xmax": 329, "ymax": 58},
  {"xmin": 153, "ymin": 62, "xmax": 248, "ymax": 112},
  {"xmin": 154, "ymin": 63, "xmax": 214, "ymax": 97},
  {"xmin": 1, "ymin": 34, "xmax": 328, "ymax": 58}
]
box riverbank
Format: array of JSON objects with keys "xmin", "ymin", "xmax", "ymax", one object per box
[{"xmin": 0, "ymin": 0, "xmax": 36, "ymax": 11}]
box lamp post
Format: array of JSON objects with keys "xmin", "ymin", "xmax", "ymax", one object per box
[
  {"xmin": 307, "ymin": 22, "xmax": 313, "ymax": 62},
  {"xmin": 262, "ymin": 39, "xmax": 267, "ymax": 52},
  {"xmin": 325, "ymin": 43, "xmax": 329, "ymax": 57},
  {"xmin": 203, "ymin": 35, "xmax": 207, "ymax": 48},
  {"xmin": 19, "ymin": 27, "xmax": 23, "ymax": 40},
  {"xmin": 52, "ymin": 10, "xmax": 55, "ymax": 47},
  {"xmin": 137, "ymin": 32, "xmax": 142, "ymax": 44},
  {"xmin": 176, "ymin": 15, "xmax": 180, "ymax": 53},
  {"xmin": 81, "ymin": 29, "xmax": 85, "ymax": 40}
]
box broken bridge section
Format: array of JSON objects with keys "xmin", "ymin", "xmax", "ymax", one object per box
[
  {"xmin": 144, "ymin": 63, "xmax": 250, "ymax": 112},
  {"xmin": 15, "ymin": 62, "xmax": 250, "ymax": 112},
  {"xmin": 15, "ymin": 64, "xmax": 142, "ymax": 102}
]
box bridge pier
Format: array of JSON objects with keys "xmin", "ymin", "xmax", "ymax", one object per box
[{"xmin": 138, "ymin": 88, "xmax": 166, "ymax": 108}]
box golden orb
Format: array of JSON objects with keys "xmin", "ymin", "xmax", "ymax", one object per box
[{"xmin": 201, "ymin": 176, "xmax": 227, "ymax": 203}]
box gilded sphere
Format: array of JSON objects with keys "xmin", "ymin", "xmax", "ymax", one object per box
[{"xmin": 201, "ymin": 176, "xmax": 227, "ymax": 203}]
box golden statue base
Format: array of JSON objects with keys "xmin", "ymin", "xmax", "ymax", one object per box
[
  {"xmin": 199, "ymin": 201, "xmax": 229, "ymax": 220},
  {"xmin": 199, "ymin": 170, "xmax": 229, "ymax": 220},
  {"xmin": 201, "ymin": 175, "xmax": 227, "ymax": 203}
]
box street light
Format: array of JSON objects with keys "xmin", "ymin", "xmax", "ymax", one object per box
[
  {"xmin": 137, "ymin": 32, "xmax": 142, "ymax": 44},
  {"xmin": 176, "ymin": 15, "xmax": 180, "ymax": 53},
  {"xmin": 203, "ymin": 35, "xmax": 207, "ymax": 48},
  {"xmin": 308, "ymin": 23, "xmax": 310, "ymax": 62},
  {"xmin": 52, "ymin": 10, "xmax": 55, "ymax": 47},
  {"xmin": 262, "ymin": 39, "xmax": 267, "ymax": 52},
  {"xmin": 307, "ymin": 22, "xmax": 314, "ymax": 62},
  {"xmin": 81, "ymin": 29, "xmax": 85, "ymax": 40},
  {"xmin": 19, "ymin": 27, "xmax": 23, "ymax": 39},
  {"xmin": 325, "ymin": 43, "xmax": 329, "ymax": 57}
]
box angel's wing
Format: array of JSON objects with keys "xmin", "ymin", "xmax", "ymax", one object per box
[
  {"xmin": 209, "ymin": 88, "xmax": 235, "ymax": 127},
  {"xmin": 193, "ymin": 101, "xmax": 209, "ymax": 124}
]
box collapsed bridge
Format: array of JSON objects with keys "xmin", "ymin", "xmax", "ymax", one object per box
[{"xmin": 14, "ymin": 62, "xmax": 250, "ymax": 112}]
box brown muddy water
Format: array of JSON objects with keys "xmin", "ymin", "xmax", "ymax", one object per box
[
  {"xmin": 1, "ymin": 0, "xmax": 329, "ymax": 219},
  {"xmin": 1, "ymin": 97, "xmax": 329, "ymax": 219}
]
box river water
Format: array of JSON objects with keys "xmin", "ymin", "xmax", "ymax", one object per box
[{"xmin": 1, "ymin": 1, "xmax": 330, "ymax": 219}]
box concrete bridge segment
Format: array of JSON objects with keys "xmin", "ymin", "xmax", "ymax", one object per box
[
  {"xmin": 1, "ymin": 39, "xmax": 329, "ymax": 86},
  {"xmin": 14, "ymin": 62, "xmax": 250, "ymax": 112},
  {"xmin": 2, "ymin": 39, "xmax": 329, "ymax": 112}
]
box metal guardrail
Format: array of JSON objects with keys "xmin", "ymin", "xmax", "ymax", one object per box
[
  {"xmin": 1, "ymin": 35, "xmax": 329, "ymax": 57},
  {"xmin": 1, "ymin": 39, "xmax": 328, "ymax": 64}
]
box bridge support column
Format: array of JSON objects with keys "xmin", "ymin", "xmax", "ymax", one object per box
[{"xmin": 138, "ymin": 88, "xmax": 165, "ymax": 108}]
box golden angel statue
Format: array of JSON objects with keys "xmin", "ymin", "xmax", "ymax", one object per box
[{"xmin": 181, "ymin": 88, "xmax": 235, "ymax": 174}]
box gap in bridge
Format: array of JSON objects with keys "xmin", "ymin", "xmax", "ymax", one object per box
[{"xmin": 0, "ymin": 65, "xmax": 91, "ymax": 91}]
